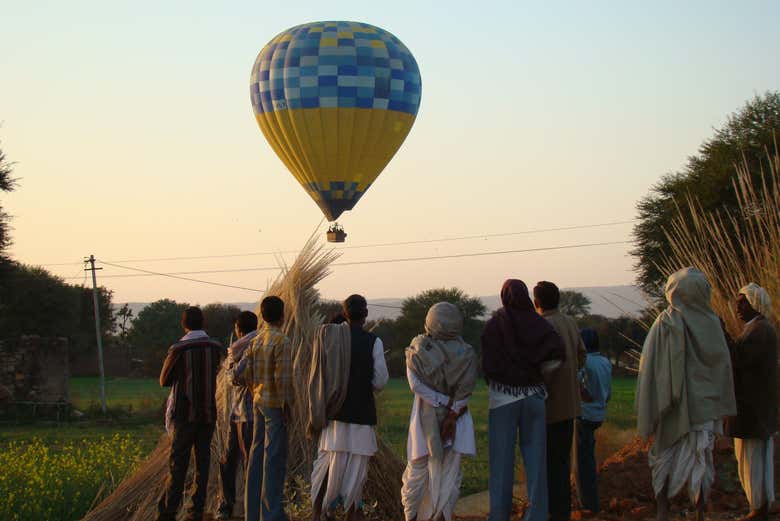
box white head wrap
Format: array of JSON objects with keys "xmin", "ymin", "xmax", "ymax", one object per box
[{"xmin": 739, "ymin": 282, "xmax": 772, "ymax": 318}]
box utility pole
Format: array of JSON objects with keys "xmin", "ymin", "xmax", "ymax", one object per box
[{"xmin": 85, "ymin": 255, "xmax": 107, "ymax": 414}]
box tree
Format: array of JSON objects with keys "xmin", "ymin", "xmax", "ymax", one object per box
[
  {"xmin": 558, "ymin": 290, "xmax": 591, "ymax": 318},
  {"xmin": 632, "ymin": 92, "xmax": 780, "ymax": 295},
  {"xmin": 127, "ymin": 299, "xmax": 188, "ymax": 375},
  {"xmin": 0, "ymin": 142, "xmax": 17, "ymax": 262},
  {"xmin": 116, "ymin": 304, "xmax": 134, "ymax": 338},
  {"xmin": 0, "ymin": 262, "xmax": 115, "ymax": 371},
  {"xmin": 202, "ymin": 303, "xmax": 243, "ymax": 346}
]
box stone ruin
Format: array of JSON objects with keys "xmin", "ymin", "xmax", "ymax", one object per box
[{"xmin": 0, "ymin": 335, "xmax": 69, "ymax": 409}]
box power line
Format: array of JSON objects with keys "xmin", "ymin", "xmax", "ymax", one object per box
[
  {"xmin": 62, "ymin": 239, "xmax": 631, "ymax": 281},
  {"xmin": 99, "ymin": 261, "xmax": 266, "ymax": 293},
  {"xmin": 38, "ymin": 219, "xmax": 637, "ymax": 267}
]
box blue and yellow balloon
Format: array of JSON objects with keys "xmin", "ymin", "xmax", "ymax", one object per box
[{"xmin": 250, "ymin": 21, "xmax": 421, "ymax": 241}]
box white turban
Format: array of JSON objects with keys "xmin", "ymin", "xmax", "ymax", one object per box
[{"xmin": 739, "ymin": 282, "xmax": 772, "ymax": 318}]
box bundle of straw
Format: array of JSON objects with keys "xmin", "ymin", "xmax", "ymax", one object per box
[
  {"xmin": 84, "ymin": 232, "xmax": 404, "ymax": 520},
  {"xmin": 658, "ymin": 144, "xmax": 780, "ymax": 336}
]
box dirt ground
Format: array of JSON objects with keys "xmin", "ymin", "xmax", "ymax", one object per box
[{"xmin": 456, "ymin": 436, "xmax": 780, "ymax": 521}]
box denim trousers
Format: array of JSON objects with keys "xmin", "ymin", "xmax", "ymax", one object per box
[
  {"xmin": 244, "ymin": 406, "xmax": 288, "ymax": 521},
  {"xmin": 156, "ymin": 421, "xmax": 215, "ymax": 521},
  {"xmin": 218, "ymin": 421, "xmax": 253, "ymax": 512},
  {"xmin": 546, "ymin": 418, "xmax": 574, "ymax": 521},
  {"xmin": 574, "ymin": 418, "xmax": 602, "ymax": 512},
  {"xmin": 488, "ymin": 394, "xmax": 548, "ymax": 521}
]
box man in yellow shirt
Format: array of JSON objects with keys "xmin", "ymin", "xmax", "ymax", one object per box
[{"xmin": 233, "ymin": 296, "xmax": 292, "ymax": 521}]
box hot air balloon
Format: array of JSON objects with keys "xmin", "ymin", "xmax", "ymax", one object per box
[{"xmin": 249, "ymin": 21, "xmax": 422, "ymax": 242}]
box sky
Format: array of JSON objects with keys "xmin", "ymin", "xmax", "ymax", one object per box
[{"xmin": 2, "ymin": 0, "xmax": 779, "ymax": 305}]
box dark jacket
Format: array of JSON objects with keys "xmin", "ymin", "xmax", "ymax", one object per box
[
  {"xmin": 334, "ymin": 325, "xmax": 378, "ymax": 425},
  {"xmin": 724, "ymin": 316, "xmax": 778, "ymax": 440},
  {"xmin": 160, "ymin": 337, "xmax": 223, "ymax": 424}
]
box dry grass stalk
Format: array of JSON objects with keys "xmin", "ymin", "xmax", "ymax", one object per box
[
  {"xmin": 84, "ymin": 231, "xmax": 405, "ymax": 520},
  {"xmin": 658, "ymin": 144, "xmax": 780, "ymax": 336}
]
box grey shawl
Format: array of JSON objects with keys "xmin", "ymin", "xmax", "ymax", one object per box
[
  {"xmin": 405, "ymin": 302, "xmax": 477, "ymax": 460},
  {"xmin": 307, "ymin": 322, "xmax": 351, "ymax": 438},
  {"xmin": 636, "ymin": 267, "xmax": 737, "ymax": 451}
]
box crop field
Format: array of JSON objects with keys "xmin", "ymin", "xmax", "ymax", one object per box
[{"xmin": 0, "ymin": 376, "xmax": 636, "ymax": 520}]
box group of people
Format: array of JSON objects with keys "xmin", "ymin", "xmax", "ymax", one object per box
[
  {"xmin": 636, "ymin": 267, "xmax": 777, "ymax": 521},
  {"xmin": 152, "ymin": 267, "xmax": 776, "ymax": 521}
]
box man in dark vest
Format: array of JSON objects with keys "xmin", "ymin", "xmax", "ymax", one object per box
[
  {"xmin": 156, "ymin": 306, "xmax": 223, "ymax": 521},
  {"xmin": 725, "ymin": 283, "xmax": 777, "ymax": 521},
  {"xmin": 310, "ymin": 294, "xmax": 389, "ymax": 521}
]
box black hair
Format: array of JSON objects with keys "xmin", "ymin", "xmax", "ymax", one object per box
[
  {"xmin": 182, "ymin": 306, "xmax": 204, "ymax": 330},
  {"xmin": 235, "ymin": 310, "xmax": 259, "ymax": 334},
  {"xmin": 343, "ymin": 294, "xmax": 368, "ymax": 322},
  {"xmin": 260, "ymin": 296, "xmax": 284, "ymax": 324},
  {"xmin": 327, "ymin": 311, "xmax": 348, "ymax": 324},
  {"xmin": 533, "ymin": 281, "xmax": 560, "ymax": 310}
]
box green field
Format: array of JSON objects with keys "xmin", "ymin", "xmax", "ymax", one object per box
[{"xmin": 0, "ymin": 376, "xmax": 637, "ymax": 519}]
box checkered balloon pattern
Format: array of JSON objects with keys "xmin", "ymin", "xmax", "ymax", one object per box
[{"xmin": 250, "ymin": 21, "xmax": 421, "ymax": 116}]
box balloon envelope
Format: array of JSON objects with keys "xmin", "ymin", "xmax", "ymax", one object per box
[{"xmin": 250, "ymin": 21, "xmax": 422, "ymax": 221}]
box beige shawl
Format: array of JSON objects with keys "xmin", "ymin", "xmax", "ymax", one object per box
[
  {"xmin": 740, "ymin": 282, "xmax": 772, "ymax": 319},
  {"xmin": 406, "ymin": 302, "xmax": 477, "ymax": 460},
  {"xmin": 307, "ymin": 322, "xmax": 351, "ymax": 438},
  {"xmin": 636, "ymin": 267, "xmax": 737, "ymax": 451}
]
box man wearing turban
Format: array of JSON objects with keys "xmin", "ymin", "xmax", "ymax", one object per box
[
  {"xmin": 636, "ymin": 267, "xmax": 737, "ymax": 521},
  {"xmin": 725, "ymin": 282, "xmax": 777, "ymax": 521}
]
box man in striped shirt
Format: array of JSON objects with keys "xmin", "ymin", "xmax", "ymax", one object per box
[
  {"xmin": 234, "ymin": 296, "xmax": 292, "ymax": 521},
  {"xmin": 156, "ymin": 306, "xmax": 223, "ymax": 521}
]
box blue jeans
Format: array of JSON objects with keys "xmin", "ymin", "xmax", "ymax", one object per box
[
  {"xmin": 244, "ymin": 406, "xmax": 288, "ymax": 521},
  {"xmin": 488, "ymin": 394, "xmax": 548, "ymax": 521},
  {"xmin": 574, "ymin": 418, "xmax": 601, "ymax": 512}
]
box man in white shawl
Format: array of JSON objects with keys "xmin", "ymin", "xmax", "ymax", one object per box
[
  {"xmin": 725, "ymin": 283, "xmax": 777, "ymax": 521},
  {"xmin": 636, "ymin": 267, "xmax": 737, "ymax": 521},
  {"xmin": 401, "ymin": 302, "xmax": 477, "ymax": 521}
]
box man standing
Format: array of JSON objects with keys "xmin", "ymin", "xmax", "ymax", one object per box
[
  {"xmin": 533, "ymin": 281, "xmax": 586, "ymax": 521},
  {"xmin": 636, "ymin": 267, "xmax": 736, "ymax": 521},
  {"xmin": 725, "ymin": 283, "xmax": 777, "ymax": 521},
  {"xmin": 157, "ymin": 306, "xmax": 223, "ymax": 521},
  {"xmin": 310, "ymin": 294, "xmax": 389, "ymax": 521},
  {"xmin": 216, "ymin": 311, "xmax": 259, "ymax": 520},
  {"xmin": 235, "ymin": 296, "xmax": 292, "ymax": 521},
  {"xmin": 574, "ymin": 328, "xmax": 612, "ymax": 514}
]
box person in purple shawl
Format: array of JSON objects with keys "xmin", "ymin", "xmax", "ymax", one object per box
[{"xmin": 481, "ymin": 279, "xmax": 566, "ymax": 521}]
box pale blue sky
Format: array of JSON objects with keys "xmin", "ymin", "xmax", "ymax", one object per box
[{"xmin": 2, "ymin": 1, "xmax": 779, "ymax": 304}]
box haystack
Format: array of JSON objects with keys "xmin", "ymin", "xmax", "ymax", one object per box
[{"xmin": 84, "ymin": 234, "xmax": 404, "ymax": 520}]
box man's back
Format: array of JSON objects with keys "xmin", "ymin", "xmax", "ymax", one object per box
[
  {"xmin": 542, "ymin": 310, "xmax": 585, "ymax": 424},
  {"xmin": 162, "ymin": 336, "xmax": 223, "ymax": 424},
  {"xmin": 335, "ymin": 324, "xmax": 379, "ymax": 425},
  {"xmin": 581, "ymin": 352, "xmax": 612, "ymax": 423}
]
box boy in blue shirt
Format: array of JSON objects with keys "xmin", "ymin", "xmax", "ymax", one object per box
[{"xmin": 574, "ymin": 328, "xmax": 612, "ymax": 513}]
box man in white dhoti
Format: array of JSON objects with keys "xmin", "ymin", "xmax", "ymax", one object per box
[
  {"xmin": 636, "ymin": 267, "xmax": 737, "ymax": 521},
  {"xmin": 401, "ymin": 302, "xmax": 477, "ymax": 521},
  {"xmin": 725, "ymin": 282, "xmax": 777, "ymax": 521},
  {"xmin": 309, "ymin": 294, "xmax": 389, "ymax": 521}
]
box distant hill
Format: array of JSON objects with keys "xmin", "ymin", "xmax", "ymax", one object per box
[{"xmin": 116, "ymin": 285, "xmax": 649, "ymax": 323}]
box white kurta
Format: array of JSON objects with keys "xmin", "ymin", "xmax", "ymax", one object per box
[
  {"xmin": 649, "ymin": 420, "xmax": 721, "ymax": 504},
  {"xmin": 405, "ymin": 367, "xmax": 476, "ymax": 460},
  {"xmin": 735, "ymin": 437, "xmax": 775, "ymax": 510},
  {"xmin": 312, "ymin": 337, "xmax": 388, "ymax": 511}
]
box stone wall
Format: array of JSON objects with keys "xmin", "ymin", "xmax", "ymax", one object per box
[{"xmin": 0, "ymin": 335, "xmax": 69, "ymax": 403}]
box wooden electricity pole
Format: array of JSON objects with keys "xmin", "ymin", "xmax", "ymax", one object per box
[{"xmin": 85, "ymin": 255, "xmax": 107, "ymax": 414}]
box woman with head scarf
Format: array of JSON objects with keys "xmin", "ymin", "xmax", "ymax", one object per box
[
  {"xmin": 401, "ymin": 302, "xmax": 477, "ymax": 521},
  {"xmin": 481, "ymin": 280, "xmax": 566, "ymax": 521},
  {"xmin": 636, "ymin": 267, "xmax": 737, "ymax": 521},
  {"xmin": 725, "ymin": 282, "xmax": 777, "ymax": 521}
]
